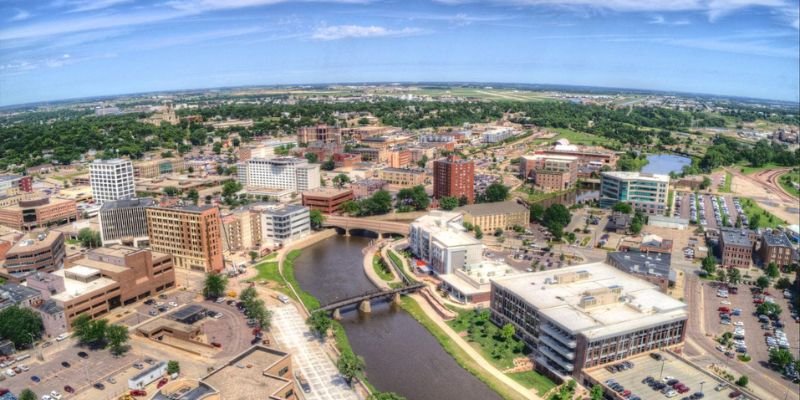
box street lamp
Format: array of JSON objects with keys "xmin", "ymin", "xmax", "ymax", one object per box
[
  {"xmin": 27, "ymin": 332, "xmax": 43, "ymax": 361},
  {"xmin": 659, "ymin": 359, "xmax": 666, "ymax": 379},
  {"xmin": 699, "ymin": 381, "xmax": 705, "ymax": 393}
]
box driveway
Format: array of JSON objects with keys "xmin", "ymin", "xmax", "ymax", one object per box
[{"xmin": 271, "ymin": 305, "xmax": 358, "ymax": 400}]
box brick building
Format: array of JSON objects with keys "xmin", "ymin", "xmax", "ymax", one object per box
[
  {"xmin": 720, "ymin": 228, "xmax": 753, "ymax": 268},
  {"xmin": 146, "ymin": 205, "xmax": 224, "ymax": 272},
  {"xmin": 0, "ymin": 197, "xmax": 78, "ymax": 231},
  {"xmin": 433, "ymin": 155, "xmax": 475, "ymax": 204},
  {"xmin": 301, "ymin": 188, "xmax": 355, "ymax": 214}
]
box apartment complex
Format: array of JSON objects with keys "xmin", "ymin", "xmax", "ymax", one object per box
[
  {"xmin": 387, "ymin": 148, "xmax": 412, "ymax": 168},
  {"xmin": 409, "ymin": 211, "xmax": 482, "ymax": 275},
  {"xmin": 521, "ymin": 153, "xmax": 579, "ymax": 192},
  {"xmin": 221, "ymin": 208, "xmax": 262, "ymax": 252},
  {"xmin": 146, "ymin": 205, "xmax": 224, "ymax": 272},
  {"xmin": 433, "ymin": 156, "xmax": 475, "ymax": 204},
  {"xmin": 456, "ymin": 201, "xmax": 530, "ymax": 232},
  {"xmin": 379, "ymin": 168, "xmax": 426, "ymax": 187},
  {"xmin": 491, "ymin": 263, "xmax": 688, "ymax": 379},
  {"xmin": 351, "ymin": 179, "xmax": 386, "ymax": 199},
  {"xmin": 759, "ymin": 230, "xmax": 795, "ymax": 268},
  {"xmin": 257, "ymin": 204, "xmax": 310, "ymax": 249},
  {"xmin": 719, "ymin": 228, "xmax": 753, "ymax": 268},
  {"xmin": 90, "ymin": 158, "xmax": 136, "ymax": 204},
  {"xmin": 26, "ymin": 246, "xmax": 175, "ymax": 327},
  {"xmin": 439, "ymin": 260, "xmax": 516, "ymax": 304},
  {"xmin": 297, "ymin": 125, "xmax": 342, "ymax": 145},
  {"xmin": 481, "ymin": 127, "xmax": 516, "ymax": 143},
  {"xmin": 0, "ymin": 174, "xmax": 33, "ymax": 195},
  {"xmin": 0, "ymin": 231, "xmax": 65, "ymax": 283},
  {"xmin": 133, "ymin": 158, "xmax": 185, "ymax": 178},
  {"xmin": 301, "ymin": 188, "xmax": 354, "ymax": 213},
  {"xmin": 98, "ymin": 198, "xmax": 155, "ymax": 247},
  {"xmin": 238, "ymin": 157, "xmax": 321, "ymax": 193},
  {"xmin": 0, "ymin": 197, "xmax": 78, "ymax": 231},
  {"xmin": 600, "ymin": 171, "xmax": 670, "ymax": 215}
]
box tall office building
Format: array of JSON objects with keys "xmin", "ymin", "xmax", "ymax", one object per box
[
  {"xmin": 297, "ymin": 125, "xmax": 342, "ymax": 145},
  {"xmin": 600, "ymin": 171, "xmax": 670, "ymax": 215},
  {"xmin": 257, "ymin": 204, "xmax": 311, "ymax": 248},
  {"xmin": 90, "ymin": 158, "xmax": 135, "ymax": 204},
  {"xmin": 237, "ymin": 157, "xmax": 320, "ymax": 193},
  {"xmin": 145, "ymin": 205, "xmax": 224, "ymax": 273},
  {"xmin": 433, "ymin": 155, "xmax": 475, "ymax": 204},
  {"xmin": 98, "ymin": 198, "xmax": 154, "ymax": 247}
]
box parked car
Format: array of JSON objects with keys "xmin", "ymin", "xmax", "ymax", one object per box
[
  {"xmin": 77, "ymin": 351, "xmax": 89, "ymax": 359},
  {"xmin": 211, "ymin": 342, "xmax": 222, "ymax": 348},
  {"xmin": 30, "ymin": 375, "xmax": 41, "ymax": 383},
  {"xmin": 60, "ymin": 361, "xmax": 70, "ymax": 368},
  {"xmin": 63, "ymin": 385, "xmax": 74, "ymax": 394},
  {"xmin": 157, "ymin": 378, "xmax": 168, "ymax": 389},
  {"xmin": 130, "ymin": 389, "xmax": 147, "ymax": 397},
  {"xmin": 93, "ymin": 382, "xmax": 105, "ymax": 390}
]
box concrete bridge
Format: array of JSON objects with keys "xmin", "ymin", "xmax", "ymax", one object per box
[
  {"xmin": 322, "ymin": 215, "xmax": 410, "ymax": 238},
  {"xmin": 316, "ymin": 283, "xmax": 425, "ymax": 319}
]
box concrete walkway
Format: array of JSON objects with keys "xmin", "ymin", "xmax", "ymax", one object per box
[
  {"xmin": 408, "ymin": 293, "xmax": 543, "ymax": 400},
  {"xmin": 271, "ymin": 305, "xmax": 359, "ymax": 400},
  {"xmin": 362, "ymin": 244, "xmax": 394, "ymax": 290}
]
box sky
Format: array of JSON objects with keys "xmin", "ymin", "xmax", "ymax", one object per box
[{"xmin": 0, "ymin": 0, "xmax": 799, "ymax": 106}]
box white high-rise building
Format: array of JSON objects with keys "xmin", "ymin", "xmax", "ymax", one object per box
[
  {"xmin": 90, "ymin": 158, "xmax": 135, "ymax": 204},
  {"xmin": 409, "ymin": 211, "xmax": 483, "ymax": 275},
  {"xmin": 237, "ymin": 157, "xmax": 320, "ymax": 193},
  {"xmin": 255, "ymin": 204, "xmax": 310, "ymax": 248}
]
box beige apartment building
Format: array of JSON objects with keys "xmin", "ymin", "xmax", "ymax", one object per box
[
  {"xmin": 221, "ymin": 208, "xmax": 262, "ymax": 252},
  {"xmin": 0, "ymin": 197, "xmax": 79, "ymax": 231},
  {"xmin": 379, "ymin": 167, "xmax": 426, "ymax": 187},
  {"xmin": 133, "ymin": 158, "xmax": 185, "ymax": 178},
  {"xmin": 457, "ymin": 201, "xmax": 530, "ymax": 232},
  {"xmin": 146, "ymin": 205, "xmax": 224, "ymax": 272}
]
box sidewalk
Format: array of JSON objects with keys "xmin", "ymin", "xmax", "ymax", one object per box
[{"xmin": 408, "ymin": 293, "xmax": 542, "ymax": 400}]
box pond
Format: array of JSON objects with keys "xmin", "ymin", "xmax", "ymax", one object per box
[{"xmin": 642, "ymin": 154, "xmax": 691, "ymax": 175}]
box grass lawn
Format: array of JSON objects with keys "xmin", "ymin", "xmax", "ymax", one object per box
[
  {"xmin": 372, "ymin": 255, "xmax": 394, "ymax": 281},
  {"xmin": 778, "ymin": 169, "xmax": 800, "ymax": 198},
  {"xmin": 282, "ymin": 250, "xmax": 320, "ymax": 310},
  {"xmin": 740, "ymin": 198, "xmax": 787, "ymax": 229},
  {"xmin": 447, "ymin": 309, "xmax": 531, "ymax": 370},
  {"xmin": 399, "ymin": 297, "xmax": 530, "ymax": 400},
  {"xmin": 738, "ymin": 162, "xmax": 781, "ymax": 175},
  {"xmin": 719, "ymin": 171, "xmax": 733, "ymax": 193},
  {"xmin": 387, "ymin": 249, "xmax": 418, "ymax": 283},
  {"xmin": 507, "ymin": 371, "xmax": 557, "ymax": 396},
  {"xmin": 549, "ymin": 128, "xmax": 613, "ymax": 146}
]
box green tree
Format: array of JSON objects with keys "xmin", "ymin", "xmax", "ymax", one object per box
[
  {"xmin": 439, "ymin": 196, "xmax": 459, "ymax": 210},
  {"xmin": 240, "ymin": 286, "xmax": 258, "ymax": 306},
  {"xmin": 305, "ymin": 152, "xmax": 318, "ymax": 163},
  {"xmin": 775, "ymin": 277, "xmax": 792, "ymax": 289},
  {"xmin": 756, "ymin": 302, "xmax": 781, "ymax": 317},
  {"xmin": 106, "ymin": 324, "xmax": 129, "ymax": 355},
  {"xmin": 749, "ymin": 213, "xmax": 762, "ymax": 230},
  {"xmin": 163, "ymin": 186, "xmax": 180, "ymax": 197},
  {"xmin": 716, "ymin": 269, "xmax": 727, "ymax": 283},
  {"xmin": 310, "ymin": 209, "xmax": 325, "ymax": 230},
  {"xmin": 222, "ymin": 180, "xmax": 243, "ymax": 199},
  {"xmin": 71, "ymin": 314, "xmax": 93, "ymax": 344},
  {"xmin": 321, "ymin": 158, "xmax": 335, "ymax": 171},
  {"xmin": 768, "ymin": 348, "xmax": 794, "ymax": 369},
  {"xmin": 203, "ymin": 273, "xmax": 228, "ymax": 299},
  {"xmin": 19, "ymin": 389, "xmax": 37, "ymax": 400},
  {"xmin": 332, "ymin": 173, "xmax": 351, "ymax": 188},
  {"xmin": 612, "ymin": 202, "xmax": 633, "ymax": 214},
  {"xmin": 766, "ymin": 262, "xmax": 780, "ymax": 279},
  {"xmin": 590, "ymin": 385, "xmax": 604, "ymax": 400},
  {"xmin": 249, "ymin": 251, "xmax": 259, "ymax": 262},
  {"xmin": 0, "ymin": 306, "xmax": 43, "ymax": 348},
  {"xmin": 369, "ymin": 393, "xmax": 407, "ymax": 400},
  {"xmin": 530, "ymin": 203, "xmax": 545, "ymax": 222},
  {"xmin": 728, "ymin": 267, "xmax": 741, "ymax": 284},
  {"xmin": 212, "ymin": 142, "xmax": 222, "ymax": 155},
  {"xmin": 416, "ymin": 154, "xmax": 428, "ymax": 168},
  {"xmin": 479, "ymin": 182, "xmax": 509, "ymax": 203},
  {"xmin": 396, "ymin": 185, "xmax": 429, "ymax": 211},
  {"xmin": 337, "ymin": 350, "xmax": 365, "ymax": 384},
  {"xmin": 307, "ymin": 311, "xmax": 332, "ymax": 338},
  {"xmin": 187, "ymin": 189, "xmax": 199, "ymax": 205},
  {"xmin": 756, "ymin": 276, "xmax": 770, "ymax": 290},
  {"xmin": 500, "ymin": 323, "xmax": 515, "ymax": 342},
  {"xmin": 77, "ymin": 227, "xmax": 101, "ymax": 248},
  {"xmin": 735, "ymin": 375, "xmax": 748, "ymax": 387},
  {"xmin": 494, "ymin": 228, "xmax": 504, "ymax": 237},
  {"xmin": 167, "ymin": 360, "xmax": 180, "ymax": 375},
  {"xmin": 700, "ymin": 176, "xmax": 712, "ymax": 190},
  {"xmin": 701, "ymin": 255, "xmax": 717, "ymax": 275},
  {"xmin": 474, "ymin": 225, "xmax": 483, "ymax": 239},
  {"xmin": 342, "ymin": 200, "xmax": 360, "ymax": 215}
]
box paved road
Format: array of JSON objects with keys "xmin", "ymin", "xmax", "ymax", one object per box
[{"xmin": 271, "ymin": 305, "xmax": 358, "ymax": 400}]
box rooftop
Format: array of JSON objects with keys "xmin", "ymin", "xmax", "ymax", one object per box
[
  {"xmin": 456, "ymin": 200, "xmax": 528, "ymax": 217},
  {"xmin": 606, "ymin": 252, "xmax": 672, "ymax": 279},
  {"xmin": 492, "ymin": 262, "xmax": 687, "ymax": 339},
  {"xmin": 153, "ymin": 380, "xmax": 219, "ymax": 400},
  {"xmin": 382, "ymin": 167, "xmax": 425, "ymax": 174},
  {"xmin": 99, "ymin": 197, "xmax": 155, "ymax": 211},
  {"xmin": 602, "ymin": 171, "xmax": 670, "ymax": 183},
  {"xmin": 301, "ymin": 188, "xmax": 353, "ymax": 198},
  {"xmin": 150, "ymin": 204, "xmax": 217, "ymax": 213},
  {"xmin": 0, "ymin": 283, "xmax": 41, "ymax": 309},
  {"xmin": 762, "ymin": 229, "xmax": 792, "ymax": 248},
  {"xmin": 5, "ymin": 231, "xmax": 62, "ymax": 255},
  {"xmin": 0, "ymin": 174, "xmax": 22, "ymax": 183},
  {"xmin": 202, "ymin": 345, "xmax": 292, "ymax": 400},
  {"xmin": 720, "ymin": 228, "xmax": 753, "ymax": 247},
  {"xmin": 51, "ymin": 268, "xmax": 117, "ymax": 302},
  {"xmin": 521, "ymin": 154, "xmax": 579, "ymax": 162},
  {"xmin": 91, "ymin": 158, "xmax": 130, "ymax": 165}
]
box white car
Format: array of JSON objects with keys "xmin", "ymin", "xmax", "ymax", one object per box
[
  {"xmin": 50, "ymin": 391, "xmax": 62, "ymax": 400},
  {"xmin": 666, "ymin": 389, "xmax": 678, "ymax": 398},
  {"xmin": 19, "ymin": 364, "xmax": 29, "ymax": 372},
  {"xmin": 168, "ymin": 302, "xmax": 178, "ymax": 307},
  {"xmin": 734, "ymin": 321, "xmax": 744, "ymax": 326},
  {"xmin": 4, "ymin": 369, "xmax": 16, "ymax": 377},
  {"xmin": 55, "ymin": 333, "xmax": 69, "ymax": 342},
  {"xmin": 720, "ymin": 300, "xmax": 731, "ymax": 305},
  {"xmin": 41, "ymin": 396, "xmax": 52, "ymax": 400}
]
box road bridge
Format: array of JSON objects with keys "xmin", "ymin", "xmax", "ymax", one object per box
[{"xmin": 322, "ymin": 215, "xmax": 410, "ymax": 237}]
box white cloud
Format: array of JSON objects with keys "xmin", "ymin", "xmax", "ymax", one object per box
[
  {"xmin": 66, "ymin": 0, "xmax": 133, "ymax": 13},
  {"xmin": 312, "ymin": 25, "xmax": 425, "ymax": 40},
  {"xmin": 165, "ymin": 0, "xmax": 369, "ymax": 13},
  {"xmin": 9, "ymin": 9, "xmax": 31, "ymax": 22},
  {"xmin": 135, "ymin": 27, "xmax": 266, "ymax": 50},
  {"xmin": 649, "ymin": 15, "xmax": 692, "ymax": 25},
  {"xmin": 0, "ymin": 52, "xmax": 116, "ymax": 75}
]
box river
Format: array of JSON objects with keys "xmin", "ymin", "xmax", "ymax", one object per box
[{"xmin": 292, "ymin": 234, "xmax": 501, "ymax": 400}]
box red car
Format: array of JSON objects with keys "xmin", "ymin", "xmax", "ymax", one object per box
[
  {"xmin": 130, "ymin": 389, "xmax": 147, "ymax": 397},
  {"xmin": 64, "ymin": 385, "xmax": 75, "ymax": 393},
  {"xmin": 157, "ymin": 378, "xmax": 168, "ymax": 389},
  {"xmin": 718, "ymin": 307, "xmax": 730, "ymax": 313},
  {"xmin": 729, "ymin": 391, "xmax": 742, "ymax": 398}
]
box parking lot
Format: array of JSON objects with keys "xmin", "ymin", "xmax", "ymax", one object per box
[
  {"xmin": 117, "ymin": 290, "xmax": 198, "ymax": 328},
  {"xmin": 702, "ymin": 282, "xmax": 799, "ymax": 394},
  {"xmin": 587, "ymin": 352, "xmax": 741, "ymax": 400},
  {"xmin": 676, "ymin": 192, "xmax": 743, "ymax": 230}
]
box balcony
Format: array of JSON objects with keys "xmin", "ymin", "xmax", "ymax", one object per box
[
  {"xmin": 540, "ymin": 324, "xmax": 577, "ymax": 348},
  {"xmin": 539, "ymin": 335, "xmax": 575, "ymax": 360},
  {"xmin": 538, "ymin": 347, "xmax": 575, "ymax": 371}
]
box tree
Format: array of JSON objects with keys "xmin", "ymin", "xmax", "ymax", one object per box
[
  {"xmin": 700, "ymin": 176, "xmax": 712, "ymax": 190},
  {"xmin": 106, "ymin": 324, "xmax": 129, "ymax": 355},
  {"xmin": 0, "ymin": 306, "xmax": 43, "ymax": 348},
  {"xmin": 321, "ymin": 158, "xmax": 335, "ymax": 171},
  {"xmin": 249, "ymin": 251, "xmax": 259, "ymax": 262},
  {"xmin": 727, "ymin": 268, "xmax": 741, "ymax": 284},
  {"xmin": 769, "ymin": 348, "xmax": 794, "ymax": 369},
  {"xmin": 766, "ymin": 262, "xmax": 780, "ymax": 279},
  {"xmin": 590, "ymin": 385, "xmax": 604, "ymax": 400},
  {"xmin": 612, "ymin": 202, "xmax": 633, "ymax": 214},
  {"xmin": 749, "ymin": 213, "xmax": 762, "ymax": 230},
  {"xmin": 479, "ymin": 182, "xmax": 509, "ymax": 203},
  {"xmin": 530, "ymin": 203, "xmax": 545, "ymax": 222},
  {"xmin": 439, "ymin": 196, "xmax": 459, "ymax": 211},
  {"xmin": 163, "ymin": 186, "xmax": 180, "ymax": 197},
  {"xmin": 72, "ymin": 314, "xmax": 93, "ymax": 344},
  {"xmin": 212, "ymin": 142, "xmax": 222, "ymax": 155},
  {"xmin": 500, "ymin": 323, "xmax": 515, "ymax": 342},
  {"xmin": 310, "ymin": 209, "xmax": 325, "ymax": 230},
  {"xmin": 77, "ymin": 228, "xmax": 101, "ymax": 248},
  {"xmin": 396, "ymin": 185, "xmax": 430, "ymax": 211},
  {"xmin": 187, "ymin": 189, "xmax": 199, "ymax": 205},
  {"xmin": 701, "ymin": 255, "xmax": 717, "ymax": 275},
  {"xmin": 167, "ymin": 360, "xmax": 180, "ymax": 375},
  {"xmin": 332, "ymin": 174, "xmax": 351, "ymax": 188},
  {"xmin": 203, "ymin": 273, "xmax": 228, "ymax": 299},
  {"xmin": 416, "ymin": 154, "xmax": 429, "ymax": 168},
  {"xmin": 756, "ymin": 302, "xmax": 781, "ymax": 317},
  {"xmin": 735, "ymin": 375, "xmax": 748, "ymax": 387},
  {"xmin": 222, "ymin": 180, "xmax": 243, "ymax": 199},
  {"xmin": 716, "ymin": 269, "xmax": 727, "ymax": 283},
  {"xmin": 19, "ymin": 389, "xmax": 37, "ymax": 400},
  {"xmin": 775, "ymin": 277, "xmax": 792, "ymax": 289},
  {"xmin": 307, "ymin": 311, "xmax": 332, "ymax": 338},
  {"xmin": 474, "ymin": 225, "xmax": 483, "ymax": 239},
  {"xmin": 305, "ymin": 152, "xmax": 318, "ymax": 163},
  {"xmin": 494, "ymin": 228, "xmax": 504, "ymax": 237},
  {"xmin": 756, "ymin": 276, "xmax": 770, "ymax": 289},
  {"xmin": 369, "ymin": 393, "xmax": 406, "ymax": 400},
  {"xmin": 337, "ymin": 350, "xmax": 365, "ymax": 384},
  {"xmin": 342, "ymin": 200, "xmax": 360, "ymax": 215}
]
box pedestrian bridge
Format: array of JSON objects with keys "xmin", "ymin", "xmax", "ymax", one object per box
[
  {"xmin": 322, "ymin": 215, "xmax": 410, "ymax": 237},
  {"xmin": 315, "ymin": 283, "xmax": 425, "ymax": 317}
]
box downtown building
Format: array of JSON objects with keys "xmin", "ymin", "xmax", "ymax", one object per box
[
  {"xmin": 98, "ymin": 198, "xmax": 155, "ymax": 247},
  {"xmin": 490, "ymin": 263, "xmax": 687, "ymax": 381},
  {"xmin": 237, "ymin": 157, "xmax": 321, "ymax": 195},
  {"xmin": 89, "ymin": 158, "xmax": 136, "ymax": 204},
  {"xmin": 0, "ymin": 231, "xmax": 65, "ymax": 283},
  {"xmin": 433, "ymin": 155, "xmax": 475, "ymax": 204},
  {"xmin": 297, "ymin": 125, "xmax": 342, "ymax": 145},
  {"xmin": 600, "ymin": 171, "xmax": 670, "ymax": 215},
  {"xmin": 520, "ymin": 153, "xmax": 579, "ymax": 192},
  {"xmin": 146, "ymin": 205, "xmax": 224, "ymax": 272},
  {"xmin": 256, "ymin": 204, "xmax": 310, "ymax": 249},
  {"xmin": 409, "ymin": 211, "xmax": 482, "ymax": 275}
]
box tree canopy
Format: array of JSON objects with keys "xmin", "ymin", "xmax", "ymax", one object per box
[{"xmin": 0, "ymin": 306, "xmax": 43, "ymax": 348}]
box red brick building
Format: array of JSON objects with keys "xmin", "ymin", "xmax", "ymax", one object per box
[
  {"xmin": 433, "ymin": 155, "xmax": 475, "ymax": 204},
  {"xmin": 301, "ymin": 188, "xmax": 354, "ymax": 214}
]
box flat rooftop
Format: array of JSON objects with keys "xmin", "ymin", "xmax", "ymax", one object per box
[
  {"xmin": 521, "ymin": 154, "xmax": 579, "ymax": 161},
  {"xmin": 602, "ymin": 171, "xmax": 670, "ymax": 183},
  {"xmin": 99, "ymin": 198, "xmax": 155, "ymax": 211},
  {"xmin": 203, "ymin": 346, "xmax": 291, "ymax": 400},
  {"xmin": 301, "ymin": 188, "xmax": 352, "ymax": 198},
  {"xmin": 456, "ymin": 200, "xmax": 528, "ymax": 216},
  {"xmin": 721, "ymin": 228, "xmax": 753, "ymax": 247},
  {"xmin": 51, "ymin": 268, "xmax": 117, "ymax": 302},
  {"xmin": 6, "ymin": 231, "xmax": 62, "ymax": 254},
  {"xmin": 607, "ymin": 252, "xmax": 671, "ymax": 278},
  {"xmin": 762, "ymin": 229, "xmax": 792, "ymax": 247},
  {"xmin": 492, "ymin": 262, "xmax": 687, "ymax": 339}
]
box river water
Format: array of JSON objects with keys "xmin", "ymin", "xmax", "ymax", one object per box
[{"xmin": 292, "ymin": 235, "xmax": 501, "ymax": 400}]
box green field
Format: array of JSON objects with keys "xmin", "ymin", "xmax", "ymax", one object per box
[
  {"xmin": 779, "ymin": 169, "xmax": 800, "ymax": 198},
  {"xmin": 532, "ymin": 127, "xmax": 613, "ymax": 146},
  {"xmin": 719, "ymin": 172, "xmax": 733, "ymax": 193},
  {"xmin": 738, "ymin": 162, "xmax": 781, "ymax": 175},
  {"xmin": 740, "ymin": 198, "xmax": 787, "ymax": 229},
  {"xmin": 372, "ymin": 255, "xmax": 394, "ymax": 281}
]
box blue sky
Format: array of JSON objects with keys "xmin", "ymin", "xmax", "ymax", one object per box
[{"xmin": 1, "ymin": 0, "xmax": 799, "ymax": 106}]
